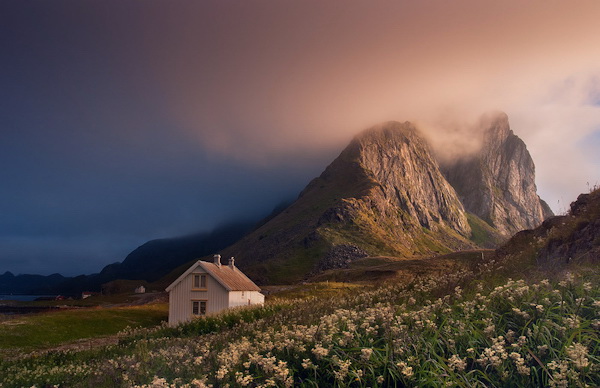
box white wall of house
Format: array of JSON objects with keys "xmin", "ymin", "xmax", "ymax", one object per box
[
  {"xmin": 168, "ymin": 264, "xmax": 229, "ymax": 326},
  {"xmin": 227, "ymin": 290, "xmax": 265, "ymax": 308}
]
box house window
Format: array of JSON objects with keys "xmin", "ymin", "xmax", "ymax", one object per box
[
  {"xmin": 192, "ymin": 300, "xmax": 207, "ymax": 316},
  {"xmin": 193, "ymin": 274, "xmax": 207, "ymax": 289}
]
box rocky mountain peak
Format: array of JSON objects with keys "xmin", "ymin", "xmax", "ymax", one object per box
[
  {"xmin": 224, "ymin": 121, "xmax": 477, "ymax": 283},
  {"xmin": 481, "ymin": 111, "xmax": 512, "ymax": 146},
  {"xmin": 442, "ymin": 112, "xmax": 553, "ymax": 237},
  {"xmin": 218, "ymin": 114, "xmax": 550, "ymax": 283}
]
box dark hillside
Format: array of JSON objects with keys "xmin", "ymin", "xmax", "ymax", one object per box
[{"xmin": 25, "ymin": 221, "xmax": 257, "ymax": 295}]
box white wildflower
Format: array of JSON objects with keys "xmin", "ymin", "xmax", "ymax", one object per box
[
  {"xmin": 566, "ymin": 343, "xmax": 589, "ymax": 369},
  {"xmin": 510, "ymin": 352, "xmax": 530, "ymax": 375},
  {"xmin": 448, "ymin": 354, "xmax": 467, "ymax": 371},
  {"xmin": 396, "ymin": 361, "xmax": 413, "ymax": 377},
  {"xmin": 536, "ymin": 304, "xmax": 544, "ymax": 313},
  {"xmin": 301, "ymin": 359, "xmax": 316, "ymax": 370},
  {"xmin": 311, "ymin": 344, "xmax": 329, "ymax": 359},
  {"xmin": 361, "ymin": 348, "xmax": 373, "ymax": 361}
]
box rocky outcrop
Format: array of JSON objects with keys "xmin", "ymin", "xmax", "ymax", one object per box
[
  {"xmin": 296, "ymin": 121, "xmax": 479, "ymax": 260},
  {"xmin": 347, "ymin": 122, "xmax": 471, "ymax": 236},
  {"xmin": 317, "ymin": 244, "xmax": 369, "ymax": 271},
  {"xmin": 495, "ymin": 188, "xmax": 600, "ymax": 269},
  {"xmin": 537, "ymin": 190, "xmax": 600, "ymax": 264},
  {"xmin": 441, "ymin": 112, "xmax": 553, "ymax": 237}
]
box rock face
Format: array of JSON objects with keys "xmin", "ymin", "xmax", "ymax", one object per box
[
  {"xmin": 316, "ymin": 244, "xmax": 369, "ymax": 272},
  {"xmin": 347, "ymin": 122, "xmax": 471, "ymax": 236},
  {"xmin": 441, "ymin": 112, "xmax": 553, "ymax": 237}
]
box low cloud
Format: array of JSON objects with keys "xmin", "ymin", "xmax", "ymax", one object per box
[{"xmin": 149, "ymin": 1, "xmax": 600, "ymax": 211}]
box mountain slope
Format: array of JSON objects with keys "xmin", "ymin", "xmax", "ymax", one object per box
[
  {"xmin": 221, "ymin": 122, "xmax": 477, "ymax": 284},
  {"xmin": 494, "ymin": 187, "xmax": 600, "ymax": 270},
  {"xmin": 441, "ymin": 112, "xmax": 553, "ymax": 237}
]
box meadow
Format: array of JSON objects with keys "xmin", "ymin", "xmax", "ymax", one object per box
[
  {"xmin": 0, "ymin": 303, "xmax": 167, "ymax": 357},
  {"xmin": 0, "ymin": 257, "xmax": 598, "ymax": 387}
]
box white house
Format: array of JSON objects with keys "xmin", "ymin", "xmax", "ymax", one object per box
[{"xmin": 166, "ymin": 254, "xmax": 264, "ymax": 326}]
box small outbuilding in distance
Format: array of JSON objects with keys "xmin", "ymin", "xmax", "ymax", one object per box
[{"xmin": 166, "ymin": 254, "xmax": 264, "ymax": 326}]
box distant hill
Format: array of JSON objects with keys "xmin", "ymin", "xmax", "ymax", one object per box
[
  {"xmin": 0, "ymin": 272, "xmax": 66, "ymax": 294},
  {"xmin": 2, "ymin": 221, "xmax": 258, "ymax": 295},
  {"xmin": 214, "ymin": 113, "xmax": 551, "ymax": 284}
]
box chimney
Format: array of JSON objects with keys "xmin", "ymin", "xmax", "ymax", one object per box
[
  {"xmin": 228, "ymin": 257, "xmax": 235, "ymax": 269},
  {"xmin": 213, "ymin": 254, "xmax": 221, "ymax": 267}
]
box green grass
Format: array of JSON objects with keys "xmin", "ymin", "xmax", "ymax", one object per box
[
  {"xmin": 265, "ymin": 281, "xmax": 367, "ymax": 301},
  {"xmin": 263, "ymin": 243, "xmax": 327, "ymax": 284},
  {"xmin": 24, "ymin": 292, "xmax": 150, "ymax": 308},
  {"xmin": 0, "ymin": 303, "xmax": 167, "ymax": 352},
  {"xmin": 466, "ymin": 212, "xmax": 503, "ymax": 247}
]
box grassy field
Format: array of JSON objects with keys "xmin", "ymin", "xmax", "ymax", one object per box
[
  {"xmin": 0, "ymin": 256, "xmax": 597, "ymax": 387},
  {"xmin": 0, "ymin": 303, "xmax": 167, "ymax": 355},
  {"xmin": 310, "ymin": 250, "xmax": 494, "ymax": 283},
  {"xmin": 24, "ymin": 294, "xmax": 138, "ymax": 308}
]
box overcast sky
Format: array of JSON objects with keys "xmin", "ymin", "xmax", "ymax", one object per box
[{"xmin": 1, "ymin": 1, "xmax": 599, "ymax": 276}]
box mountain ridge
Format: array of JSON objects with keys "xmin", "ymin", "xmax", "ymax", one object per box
[{"xmin": 0, "ymin": 221, "xmax": 258, "ymax": 295}]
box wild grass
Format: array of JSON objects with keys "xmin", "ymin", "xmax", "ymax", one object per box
[
  {"xmin": 1, "ymin": 262, "xmax": 598, "ymax": 387},
  {"xmin": 26, "ymin": 292, "xmax": 154, "ymax": 308},
  {"xmin": 0, "ymin": 303, "xmax": 167, "ymax": 352},
  {"xmin": 466, "ymin": 212, "xmax": 503, "ymax": 248}
]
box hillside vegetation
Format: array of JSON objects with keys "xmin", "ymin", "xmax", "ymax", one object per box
[{"xmin": 495, "ymin": 188, "xmax": 600, "ymax": 271}]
